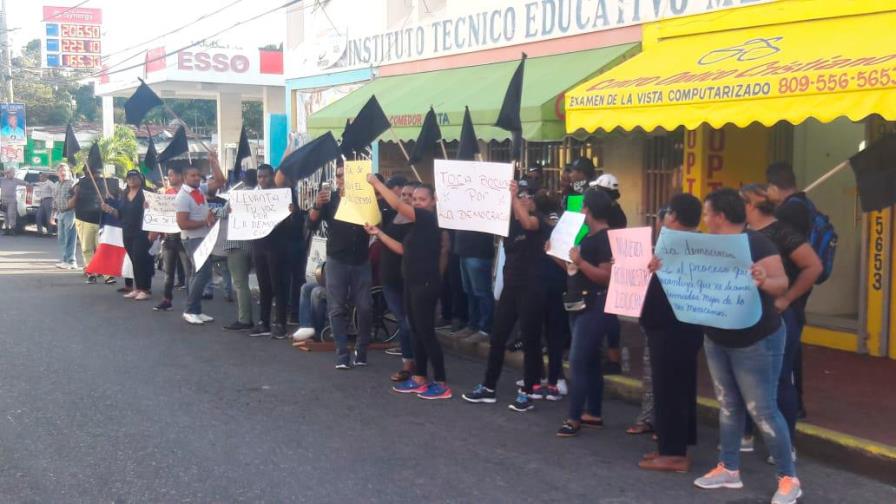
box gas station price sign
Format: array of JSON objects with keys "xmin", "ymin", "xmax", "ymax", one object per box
[{"xmin": 41, "ymin": 5, "xmax": 103, "ymax": 70}]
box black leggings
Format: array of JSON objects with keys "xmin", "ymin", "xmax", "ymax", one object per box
[
  {"xmin": 254, "ymin": 243, "xmax": 289, "ymax": 326},
  {"xmin": 124, "ymin": 233, "xmax": 153, "ymax": 291},
  {"xmin": 544, "ymin": 286, "xmax": 569, "ymax": 384},
  {"xmin": 406, "ymin": 280, "xmax": 445, "ymax": 382},
  {"xmin": 162, "ymin": 237, "xmax": 189, "ymax": 300},
  {"xmin": 485, "ymin": 282, "xmax": 545, "ymax": 392},
  {"xmin": 646, "ymin": 324, "xmax": 702, "ymax": 456}
]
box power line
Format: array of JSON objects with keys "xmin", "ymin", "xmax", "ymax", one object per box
[
  {"xmin": 91, "ymin": 0, "xmax": 302, "ymax": 80},
  {"xmin": 100, "ymin": 0, "xmax": 247, "ymax": 67}
]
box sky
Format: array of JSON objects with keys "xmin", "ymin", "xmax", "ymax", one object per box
[{"xmin": 6, "ymin": 0, "xmax": 288, "ymax": 64}]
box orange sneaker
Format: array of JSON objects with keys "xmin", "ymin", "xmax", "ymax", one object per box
[
  {"xmin": 693, "ymin": 463, "xmax": 743, "ymax": 489},
  {"xmin": 772, "ymin": 476, "xmax": 802, "ymax": 504}
]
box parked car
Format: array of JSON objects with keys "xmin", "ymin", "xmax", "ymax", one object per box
[{"xmin": 0, "ymin": 167, "xmax": 59, "ymax": 232}]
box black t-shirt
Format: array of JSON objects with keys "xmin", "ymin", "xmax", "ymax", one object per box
[
  {"xmin": 74, "ymin": 178, "xmax": 102, "ymax": 224},
  {"xmin": 402, "ymin": 208, "xmax": 441, "ymax": 285},
  {"xmin": 640, "ymin": 276, "xmax": 677, "ymax": 330},
  {"xmin": 453, "ymin": 230, "xmax": 495, "ymax": 259},
  {"xmin": 608, "ymin": 202, "xmax": 628, "ymax": 230},
  {"xmin": 775, "ymin": 192, "xmax": 812, "ymax": 238},
  {"xmin": 758, "ymin": 220, "xmax": 810, "ymax": 317},
  {"xmin": 502, "ymin": 212, "xmax": 548, "ymax": 287},
  {"xmin": 318, "ymin": 191, "xmax": 375, "ymax": 265},
  {"xmin": 380, "ymin": 218, "xmax": 411, "ymax": 287},
  {"xmin": 117, "ymin": 190, "xmax": 145, "ymax": 237},
  {"xmin": 704, "ymin": 230, "xmax": 783, "ymax": 348},
  {"xmin": 568, "ymin": 229, "xmax": 612, "ymax": 309}
]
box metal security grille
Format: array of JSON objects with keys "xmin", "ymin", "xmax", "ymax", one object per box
[{"xmin": 643, "ymin": 132, "xmax": 684, "ymax": 229}]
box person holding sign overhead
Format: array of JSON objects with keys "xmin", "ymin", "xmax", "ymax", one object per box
[
  {"xmin": 308, "ymin": 162, "xmax": 376, "ymax": 369},
  {"xmin": 548, "ymin": 189, "xmax": 614, "ymax": 437},
  {"xmin": 462, "ymin": 180, "xmax": 548, "ymax": 412},
  {"xmin": 638, "ymin": 194, "xmax": 704, "ymax": 474},
  {"xmin": 691, "ymin": 188, "xmax": 800, "ymax": 504},
  {"xmin": 365, "ymin": 175, "xmax": 452, "ymax": 400}
]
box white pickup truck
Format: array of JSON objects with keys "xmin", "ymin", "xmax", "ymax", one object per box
[{"xmin": 0, "ymin": 168, "xmax": 59, "ymax": 232}]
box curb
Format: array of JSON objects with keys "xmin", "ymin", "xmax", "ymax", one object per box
[{"xmin": 437, "ymin": 330, "xmax": 896, "ymax": 485}]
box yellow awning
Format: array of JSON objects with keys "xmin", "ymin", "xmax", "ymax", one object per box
[{"xmin": 566, "ymin": 3, "xmax": 896, "ymax": 133}]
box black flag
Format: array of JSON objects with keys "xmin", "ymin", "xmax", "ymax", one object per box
[
  {"xmin": 142, "ymin": 136, "xmax": 162, "ymax": 185},
  {"xmin": 87, "ymin": 142, "xmax": 103, "ymax": 173},
  {"xmin": 408, "ymin": 107, "xmax": 443, "ymax": 165},
  {"xmin": 157, "ymin": 126, "xmax": 189, "ymax": 164},
  {"xmin": 494, "ymin": 53, "xmax": 526, "ymax": 132},
  {"xmin": 457, "ymin": 106, "xmax": 480, "ymax": 161},
  {"xmin": 849, "ymin": 133, "xmax": 896, "ymax": 212},
  {"xmin": 63, "ymin": 123, "xmax": 81, "ymax": 165},
  {"xmin": 124, "ymin": 78, "xmax": 164, "ymax": 125},
  {"xmin": 340, "ymin": 95, "xmax": 391, "ymax": 156},
  {"xmin": 232, "ymin": 126, "xmax": 252, "ymax": 184},
  {"xmin": 279, "ymin": 132, "xmax": 341, "ymax": 181}
]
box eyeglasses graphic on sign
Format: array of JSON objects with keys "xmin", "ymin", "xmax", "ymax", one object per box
[{"xmin": 697, "ymin": 37, "xmax": 782, "ymax": 66}]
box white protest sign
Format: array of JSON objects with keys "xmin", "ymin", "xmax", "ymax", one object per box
[
  {"xmin": 227, "ymin": 188, "xmax": 292, "ymax": 240},
  {"xmin": 192, "ymin": 221, "xmax": 221, "ymax": 271},
  {"xmin": 142, "ymin": 192, "xmax": 179, "ymax": 233},
  {"xmin": 433, "ymin": 159, "xmax": 513, "ymax": 237},
  {"xmin": 605, "ymin": 227, "xmax": 653, "ymax": 318},
  {"xmin": 547, "ymin": 211, "xmax": 586, "ymax": 263}
]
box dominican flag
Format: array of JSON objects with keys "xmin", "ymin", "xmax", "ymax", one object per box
[{"xmin": 85, "ymin": 212, "xmax": 134, "ymax": 278}]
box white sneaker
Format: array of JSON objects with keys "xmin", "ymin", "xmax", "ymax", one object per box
[
  {"xmin": 55, "ymin": 262, "xmax": 68, "ymax": 269},
  {"xmin": 67, "ymin": 263, "xmax": 81, "ymax": 270},
  {"xmin": 292, "ymin": 327, "xmax": 315, "ymax": 341},
  {"xmin": 557, "ymin": 379, "xmax": 569, "ymax": 396},
  {"xmin": 134, "ymin": 291, "xmax": 151, "ymax": 301},
  {"xmin": 183, "ymin": 313, "xmax": 205, "ymax": 325},
  {"xmin": 123, "ymin": 290, "xmax": 139, "ymax": 299},
  {"xmin": 197, "ymin": 313, "xmax": 214, "ymax": 323}
]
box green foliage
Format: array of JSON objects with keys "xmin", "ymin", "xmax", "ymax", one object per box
[
  {"xmin": 72, "ymin": 125, "xmax": 138, "ymax": 177},
  {"xmin": 242, "ymin": 102, "xmax": 263, "ymax": 137}
]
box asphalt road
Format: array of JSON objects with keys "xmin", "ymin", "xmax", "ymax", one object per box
[{"xmin": 1, "ymin": 234, "xmax": 893, "ymax": 503}]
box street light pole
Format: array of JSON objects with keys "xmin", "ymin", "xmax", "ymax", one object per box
[{"xmin": 0, "ymin": 0, "xmax": 13, "ymax": 103}]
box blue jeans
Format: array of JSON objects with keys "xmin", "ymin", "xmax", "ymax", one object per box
[
  {"xmin": 183, "ymin": 237, "xmax": 214, "ymax": 315},
  {"xmin": 567, "ymin": 301, "xmax": 611, "ymax": 421},
  {"xmin": 204, "ymin": 258, "xmax": 232, "ymax": 298},
  {"xmin": 459, "ymin": 256, "xmax": 494, "ymax": 333},
  {"xmin": 383, "ymin": 283, "xmax": 412, "ymax": 360},
  {"xmin": 56, "ymin": 210, "xmax": 76, "ymax": 264},
  {"xmin": 704, "ymin": 323, "xmax": 795, "ymax": 477},
  {"xmin": 298, "ymin": 281, "xmax": 327, "ymax": 335},
  {"xmin": 325, "ymin": 257, "xmax": 372, "ymax": 364}
]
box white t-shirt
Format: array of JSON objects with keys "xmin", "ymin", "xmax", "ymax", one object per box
[{"xmin": 174, "ymin": 183, "xmax": 210, "ymax": 240}]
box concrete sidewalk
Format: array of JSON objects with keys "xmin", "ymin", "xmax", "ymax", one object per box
[{"xmin": 436, "ymin": 324, "xmax": 896, "ymax": 485}]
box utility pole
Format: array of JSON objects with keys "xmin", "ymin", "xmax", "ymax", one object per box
[{"xmin": 0, "ymin": 0, "xmax": 13, "ymax": 103}]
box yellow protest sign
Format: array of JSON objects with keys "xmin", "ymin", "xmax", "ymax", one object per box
[{"xmin": 335, "ymin": 160, "xmax": 382, "ymax": 226}]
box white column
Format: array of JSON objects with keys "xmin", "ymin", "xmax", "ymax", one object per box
[
  {"xmin": 262, "ymin": 86, "xmax": 286, "ymax": 164},
  {"xmin": 216, "ymin": 92, "xmax": 243, "ymax": 175},
  {"xmin": 102, "ymin": 95, "xmax": 114, "ymax": 138}
]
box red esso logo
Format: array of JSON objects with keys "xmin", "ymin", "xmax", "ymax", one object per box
[{"xmin": 178, "ymin": 51, "xmax": 251, "ymax": 73}]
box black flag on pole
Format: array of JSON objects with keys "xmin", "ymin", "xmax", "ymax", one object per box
[
  {"xmin": 408, "ymin": 107, "xmax": 443, "ymax": 165},
  {"xmin": 124, "ymin": 78, "xmax": 164, "ymax": 125},
  {"xmin": 279, "ymin": 132, "xmax": 341, "ymax": 181},
  {"xmin": 142, "ymin": 136, "xmax": 162, "ymax": 185},
  {"xmin": 457, "ymin": 106, "xmax": 480, "ymax": 161},
  {"xmin": 157, "ymin": 126, "xmax": 189, "ymax": 164},
  {"xmin": 340, "ymin": 95, "xmax": 391, "ymax": 156},
  {"xmin": 87, "ymin": 142, "xmax": 103, "ymax": 173},
  {"xmin": 231, "ymin": 126, "xmax": 252, "ymax": 185},
  {"xmin": 494, "ymin": 53, "xmax": 526, "ymax": 133},
  {"xmin": 849, "ymin": 133, "xmax": 896, "ymax": 212},
  {"xmin": 63, "ymin": 123, "xmax": 81, "ymax": 165}
]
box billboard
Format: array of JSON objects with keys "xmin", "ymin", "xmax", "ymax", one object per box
[
  {"xmin": 41, "ymin": 5, "xmax": 103, "ymax": 70},
  {"xmin": 0, "ymin": 103, "xmax": 26, "ymax": 163}
]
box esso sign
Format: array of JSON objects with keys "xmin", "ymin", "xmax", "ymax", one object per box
[{"xmin": 178, "ymin": 51, "xmax": 251, "ymax": 73}]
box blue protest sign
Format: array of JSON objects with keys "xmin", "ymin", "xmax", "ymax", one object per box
[{"xmin": 654, "ymin": 228, "xmax": 761, "ymax": 330}]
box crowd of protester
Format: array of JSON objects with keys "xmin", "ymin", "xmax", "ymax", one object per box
[{"xmin": 2, "ymin": 155, "xmax": 819, "ymax": 504}]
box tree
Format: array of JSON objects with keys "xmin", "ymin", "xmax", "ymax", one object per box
[{"xmin": 242, "ymin": 102, "xmax": 263, "ymax": 138}]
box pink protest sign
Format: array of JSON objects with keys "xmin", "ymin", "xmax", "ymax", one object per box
[{"xmin": 605, "ymin": 227, "xmax": 653, "ymax": 317}]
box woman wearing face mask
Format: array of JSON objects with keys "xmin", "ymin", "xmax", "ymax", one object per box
[
  {"xmin": 365, "ymin": 175, "xmax": 452, "ymax": 400},
  {"xmin": 100, "ymin": 170, "xmax": 153, "ymax": 300}
]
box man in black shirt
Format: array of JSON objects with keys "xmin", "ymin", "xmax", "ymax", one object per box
[
  {"xmin": 308, "ymin": 162, "xmax": 378, "ymax": 368},
  {"xmin": 766, "ymin": 161, "xmax": 812, "ymax": 237},
  {"xmin": 638, "ymin": 193, "xmax": 704, "ymax": 474}
]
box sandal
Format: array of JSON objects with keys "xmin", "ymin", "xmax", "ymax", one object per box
[
  {"xmin": 626, "ymin": 422, "xmax": 654, "ymax": 435},
  {"xmin": 390, "ymin": 369, "xmax": 411, "ymax": 382},
  {"xmin": 556, "ymin": 420, "xmax": 581, "ymax": 437},
  {"xmin": 581, "ymin": 414, "xmax": 604, "ymax": 429}
]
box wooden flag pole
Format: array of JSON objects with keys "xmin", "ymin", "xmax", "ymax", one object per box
[
  {"xmin": 83, "ymin": 164, "xmax": 103, "ymax": 196},
  {"xmin": 388, "ymin": 128, "xmax": 422, "ymax": 182},
  {"xmin": 804, "ymin": 160, "xmax": 849, "ymax": 194},
  {"xmin": 439, "ymin": 139, "xmax": 449, "ymax": 159},
  {"xmin": 101, "ymin": 174, "xmax": 111, "ymax": 199}
]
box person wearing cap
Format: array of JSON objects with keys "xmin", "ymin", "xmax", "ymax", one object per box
[
  {"xmin": 593, "ymin": 173, "xmax": 627, "ymax": 229},
  {"xmin": 525, "ymin": 162, "xmax": 543, "ymax": 192},
  {"xmin": 100, "ymin": 170, "xmax": 153, "ymax": 300},
  {"xmin": 569, "ymin": 157, "xmax": 597, "ymax": 195}
]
